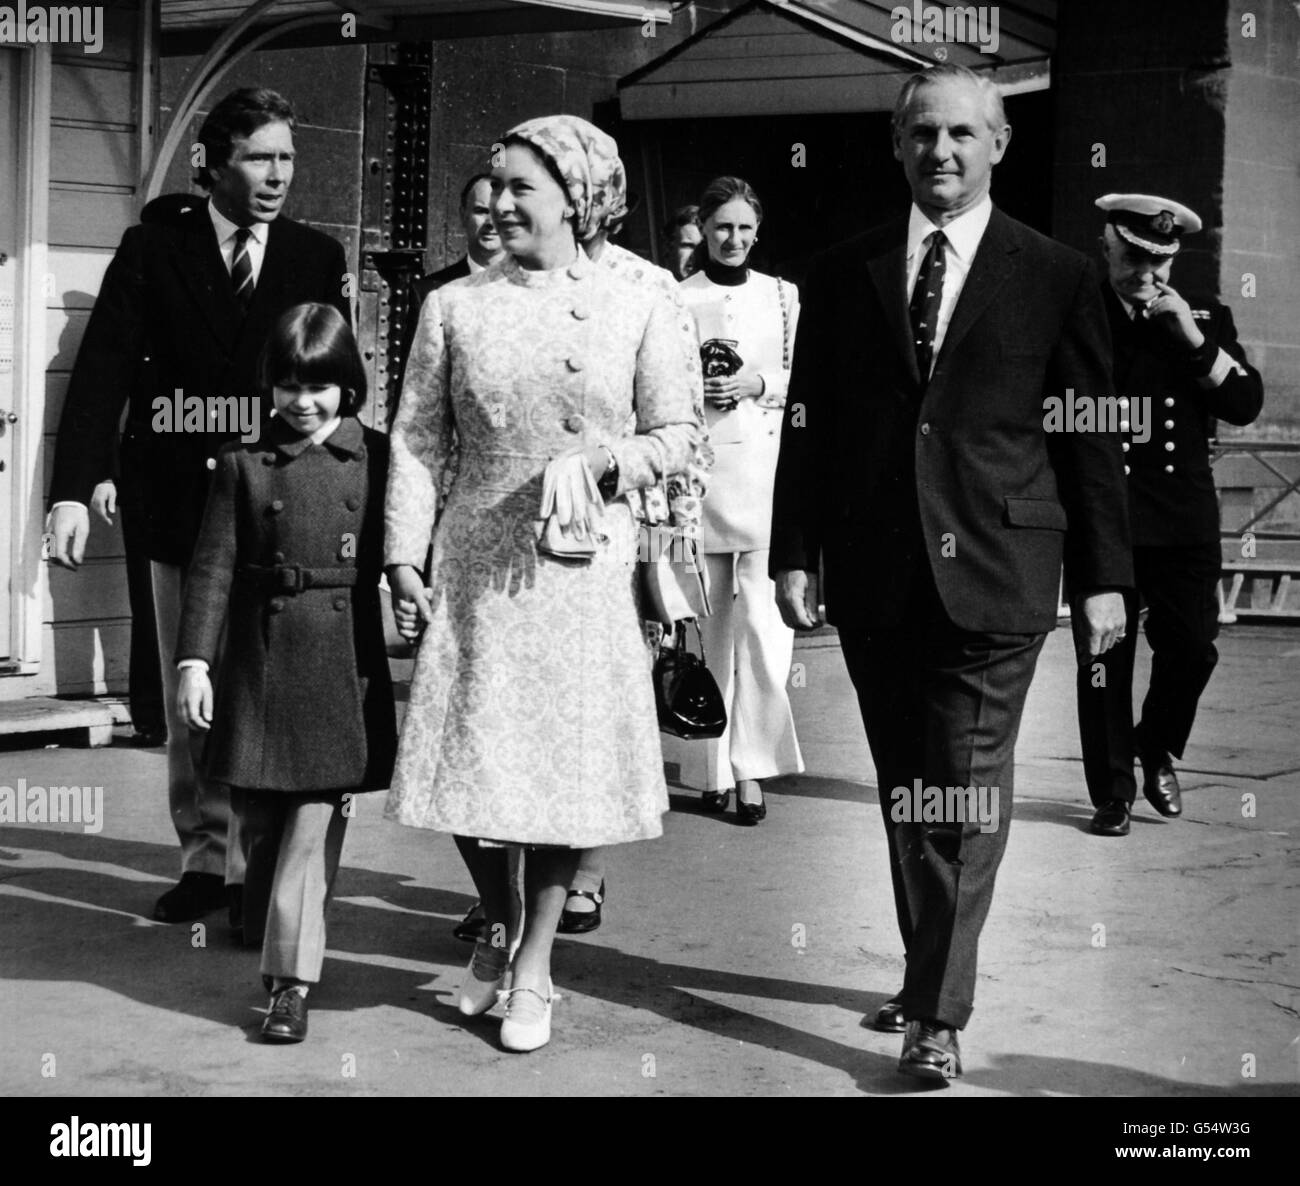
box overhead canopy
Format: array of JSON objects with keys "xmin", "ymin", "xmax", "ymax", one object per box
[
  {"xmin": 619, "ymin": 0, "xmax": 1056, "ymax": 119},
  {"xmin": 160, "ymin": 0, "xmax": 674, "ymax": 55}
]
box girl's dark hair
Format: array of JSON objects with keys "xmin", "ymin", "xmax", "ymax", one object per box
[
  {"xmin": 258, "ymin": 303, "xmax": 367, "ymax": 415},
  {"xmin": 195, "ymin": 88, "xmax": 296, "ymax": 191},
  {"xmin": 697, "ymin": 176, "xmax": 763, "ymax": 230}
]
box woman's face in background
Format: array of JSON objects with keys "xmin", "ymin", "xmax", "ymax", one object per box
[
  {"xmin": 490, "ymin": 144, "xmax": 576, "ymax": 268},
  {"xmin": 703, "ymin": 198, "xmax": 759, "ymax": 268}
]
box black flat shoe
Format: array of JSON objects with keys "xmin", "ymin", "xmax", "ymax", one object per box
[
  {"xmin": 453, "ymin": 902, "xmax": 487, "ymax": 944},
  {"xmin": 1089, "ymin": 800, "xmax": 1131, "ymax": 836},
  {"xmin": 869, "ymin": 996, "xmax": 907, "ymax": 1033},
  {"xmin": 701, "ymin": 790, "xmax": 730, "ymax": 813},
  {"xmin": 898, "ymin": 1018, "xmax": 962, "ymax": 1082},
  {"xmin": 152, "ymin": 872, "xmax": 227, "ymax": 923},
  {"xmin": 261, "ymin": 988, "xmax": 308, "ymax": 1043},
  {"xmin": 735, "ymin": 781, "xmax": 765, "ymax": 825},
  {"xmin": 557, "ymin": 881, "xmax": 604, "ymax": 935},
  {"xmin": 1136, "ymin": 724, "xmax": 1182, "ymax": 817}
]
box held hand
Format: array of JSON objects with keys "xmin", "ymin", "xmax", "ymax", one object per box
[
  {"xmin": 48, "ymin": 504, "xmax": 91, "ymax": 570},
  {"xmin": 1144, "ymin": 281, "xmax": 1204, "ymax": 349},
  {"xmin": 178, "ymin": 668, "xmax": 214, "ymax": 731},
  {"xmin": 389, "ymin": 565, "xmax": 434, "ymax": 639},
  {"xmin": 90, "ymin": 481, "xmax": 117, "ymax": 527},
  {"xmin": 1082, "ymin": 591, "xmax": 1127, "ymax": 657},
  {"xmin": 775, "ymin": 568, "xmax": 821, "ymax": 631},
  {"xmin": 704, "ymin": 374, "xmax": 763, "ymax": 409}
]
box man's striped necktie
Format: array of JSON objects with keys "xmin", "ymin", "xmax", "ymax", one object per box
[
  {"xmin": 908, "ymin": 229, "xmax": 947, "ymax": 382},
  {"xmin": 231, "ymin": 226, "xmax": 254, "ymax": 312}
]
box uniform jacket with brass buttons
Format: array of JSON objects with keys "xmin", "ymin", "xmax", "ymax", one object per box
[
  {"xmin": 177, "ymin": 416, "xmax": 396, "ymax": 792},
  {"xmin": 1103, "ymin": 285, "xmax": 1264, "ymax": 546}
]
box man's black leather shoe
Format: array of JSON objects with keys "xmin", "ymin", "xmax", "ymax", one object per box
[
  {"xmin": 898, "ymin": 1019, "xmax": 962, "ymax": 1082},
  {"xmin": 1136, "ymin": 727, "xmax": 1182, "ymax": 817},
  {"xmin": 1090, "ymin": 800, "xmax": 1131, "ymax": 836},
  {"xmin": 261, "ymin": 988, "xmax": 308, "ymax": 1043},
  {"xmin": 152, "ymin": 872, "xmax": 226, "ymax": 923},
  {"xmin": 869, "ymin": 997, "xmax": 907, "ymax": 1033}
]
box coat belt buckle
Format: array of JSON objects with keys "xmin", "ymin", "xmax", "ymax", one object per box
[{"xmin": 275, "ymin": 565, "xmax": 306, "ymax": 593}]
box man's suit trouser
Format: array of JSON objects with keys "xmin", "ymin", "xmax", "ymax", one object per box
[
  {"xmin": 151, "ymin": 562, "xmax": 244, "ymax": 883},
  {"xmin": 235, "ymin": 789, "xmax": 348, "ymax": 983},
  {"xmin": 1071, "ymin": 542, "xmax": 1220, "ymax": 806},
  {"xmin": 837, "ymin": 571, "xmax": 1045, "ymax": 1029},
  {"xmin": 120, "ymin": 498, "xmax": 165, "ymax": 737}
]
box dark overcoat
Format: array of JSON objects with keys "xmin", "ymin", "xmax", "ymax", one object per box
[
  {"xmin": 177, "ymin": 416, "xmax": 396, "ymax": 792},
  {"xmin": 48, "ymin": 202, "xmax": 351, "ymax": 566}
]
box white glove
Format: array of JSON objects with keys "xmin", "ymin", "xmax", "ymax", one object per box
[{"xmin": 540, "ymin": 451, "xmax": 604, "ymax": 541}]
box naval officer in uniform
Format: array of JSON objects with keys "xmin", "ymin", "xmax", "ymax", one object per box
[{"xmin": 1075, "ymin": 194, "xmax": 1264, "ymax": 836}]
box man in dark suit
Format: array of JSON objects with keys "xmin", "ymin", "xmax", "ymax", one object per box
[
  {"xmin": 770, "ymin": 64, "xmax": 1134, "ymax": 1082},
  {"xmin": 47, "ymin": 88, "xmax": 351, "ymax": 928},
  {"xmin": 1075, "ymin": 194, "xmax": 1264, "ymax": 837}
]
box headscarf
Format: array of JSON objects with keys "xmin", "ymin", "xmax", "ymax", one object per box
[{"xmin": 503, "ymin": 114, "xmax": 627, "ymax": 242}]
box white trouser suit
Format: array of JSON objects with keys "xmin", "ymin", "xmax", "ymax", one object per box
[{"xmin": 669, "ymin": 265, "xmax": 804, "ymax": 792}]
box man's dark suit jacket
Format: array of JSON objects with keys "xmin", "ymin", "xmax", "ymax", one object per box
[
  {"xmin": 770, "ymin": 208, "xmax": 1134, "ymax": 634},
  {"xmin": 1102, "ymin": 285, "xmax": 1263, "ymax": 547},
  {"xmin": 49, "ymin": 201, "xmax": 350, "ymax": 567},
  {"xmin": 397, "ymin": 257, "xmax": 472, "ymax": 390}
]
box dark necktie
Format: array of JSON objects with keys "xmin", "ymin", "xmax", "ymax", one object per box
[
  {"xmin": 231, "ymin": 227, "xmax": 254, "ymax": 311},
  {"xmin": 909, "ymin": 230, "xmax": 947, "ymax": 381}
]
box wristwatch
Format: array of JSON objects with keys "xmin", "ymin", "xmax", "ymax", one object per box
[{"xmin": 597, "ymin": 446, "xmax": 619, "ymax": 498}]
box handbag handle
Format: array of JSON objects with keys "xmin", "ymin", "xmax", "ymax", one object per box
[
  {"xmin": 675, "ymin": 618, "xmax": 707, "ymax": 663},
  {"xmin": 776, "ymin": 277, "xmax": 791, "ymax": 372}
]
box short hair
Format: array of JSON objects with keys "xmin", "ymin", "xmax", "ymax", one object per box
[
  {"xmin": 891, "ymin": 64, "xmax": 1007, "ymax": 136},
  {"xmin": 459, "ymin": 172, "xmax": 494, "ymax": 211},
  {"xmin": 697, "ymin": 177, "xmax": 763, "ymax": 229},
  {"xmin": 258, "ymin": 303, "xmax": 367, "ymax": 416},
  {"xmin": 662, "ymin": 204, "xmax": 700, "ymax": 239},
  {"xmin": 194, "ymin": 88, "xmax": 296, "ymax": 191}
]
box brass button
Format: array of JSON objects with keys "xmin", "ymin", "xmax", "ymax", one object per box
[
  {"xmin": 205, "ymin": 457, "xmax": 216, "ymax": 471},
  {"xmin": 1121, "ymin": 442, "xmax": 1130, "ymax": 452},
  {"xmin": 564, "ymin": 414, "xmax": 586, "ymax": 433},
  {"xmin": 1164, "ymin": 441, "xmax": 1175, "ymax": 452},
  {"xmin": 1118, "ymin": 397, "xmax": 1129, "ymax": 408},
  {"xmin": 919, "ymin": 423, "xmax": 930, "ymax": 436},
  {"xmin": 269, "ymin": 597, "xmax": 286, "ymax": 613},
  {"xmin": 1120, "ymin": 420, "xmax": 1130, "ymax": 432},
  {"xmin": 1164, "ymin": 464, "xmax": 1174, "ymax": 473},
  {"xmin": 1164, "ymin": 397, "xmax": 1175, "ymax": 407},
  {"xmin": 1124, "ymin": 465, "xmax": 1131, "ymax": 475},
  {"xmin": 1164, "ymin": 420, "xmax": 1174, "ymax": 430}
]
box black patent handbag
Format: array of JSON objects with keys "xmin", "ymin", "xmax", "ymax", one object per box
[{"xmin": 653, "ymin": 620, "xmax": 727, "ymax": 740}]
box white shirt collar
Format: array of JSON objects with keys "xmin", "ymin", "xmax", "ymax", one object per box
[
  {"xmin": 907, "ymin": 195, "xmax": 993, "ymax": 267},
  {"xmin": 208, "ymin": 197, "xmax": 268, "ymax": 247},
  {"xmin": 466, "ymin": 254, "xmax": 485, "ymax": 274}
]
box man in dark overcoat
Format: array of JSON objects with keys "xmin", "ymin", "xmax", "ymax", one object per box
[
  {"xmin": 770, "ymin": 65, "xmax": 1134, "ymax": 1081},
  {"xmin": 46, "ymin": 88, "xmax": 352, "ymax": 928},
  {"xmin": 1075, "ymin": 194, "xmax": 1264, "ymax": 836}
]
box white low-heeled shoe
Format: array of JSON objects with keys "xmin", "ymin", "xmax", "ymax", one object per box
[
  {"xmin": 457, "ymin": 941, "xmax": 510, "ymax": 1017},
  {"xmin": 499, "ymin": 980, "xmax": 559, "ymax": 1052}
]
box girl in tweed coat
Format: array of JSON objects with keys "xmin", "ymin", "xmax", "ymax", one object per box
[{"xmin": 178, "ymin": 303, "xmax": 395, "ymax": 1043}]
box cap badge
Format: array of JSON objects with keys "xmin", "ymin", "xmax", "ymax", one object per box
[{"xmin": 1153, "ymin": 210, "xmax": 1176, "ymax": 235}]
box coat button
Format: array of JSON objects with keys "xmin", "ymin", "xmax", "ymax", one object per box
[
  {"xmin": 1124, "ymin": 465, "xmax": 1131, "ymax": 475},
  {"xmin": 1165, "ymin": 464, "xmax": 1174, "ymax": 473},
  {"xmin": 206, "ymin": 457, "xmax": 216, "ymax": 471},
  {"xmin": 1119, "ymin": 420, "xmax": 1130, "ymax": 432},
  {"xmin": 333, "ymin": 597, "xmax": 347, "ymax": 611},
  {"xmin": 1121, "ymin": 442, "xmax": 1130, "ymax": 452},
  {"xmin": 273, "ymin": 551, "xmax": 285, "ymax": 564},
  {"xmin": 1164, "ymin": 397, "xmax": 1175, "ymax": 407},
  {"xmin": 1164, "ymin": 419, "xmax": 1174, "ymax": 430},
  {"xmin": 346, "ymin": 496, "xmax": 360, "ymax": 511},
  {"xmin": 566, "ymin": 357, "xmax": 585, "ymax": 372},
  {"xmin": 919, "ymin": 422, "xmax": 930, "ymax": 435},
  {"xmin": 270, "ymin": 499, "xmax": 285, "ymax": 512},
  {"xmin": 567, "ymin": 264, "xmax": 584, "ymax": 280},
  {"xmin": 571, "ymin": 307, "xmax": 590, "ymax": 320},
  {"xmin": 1164, "ymin": 441, "xmax": 1175, "ymax": 452},
  {"xmin": 564, "ymin": 414, "xmax": 586, "ymax": 433},
  {"xmin": 269, "ymin": 597, "xmax": 286, "ymax": 613},
  {"xmin": 1118, "ymin": 397, "xmax": 1129, "ymax": 408}
]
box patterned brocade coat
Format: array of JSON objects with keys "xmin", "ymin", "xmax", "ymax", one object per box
[{"xmin": 384, "ymin": 249, "xmax": 704, "ymax": 847}]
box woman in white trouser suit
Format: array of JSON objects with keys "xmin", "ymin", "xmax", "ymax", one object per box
[{"xmin": 673, "ymin": 176, "xmax": 804, "ymax": 824}]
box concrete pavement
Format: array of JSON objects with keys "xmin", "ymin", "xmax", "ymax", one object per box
[{"xmin": 1, "ymin": 623, "xmax": 1297, "ymax": 1096}]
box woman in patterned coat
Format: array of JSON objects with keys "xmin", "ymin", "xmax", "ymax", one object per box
[{"xmin": 385, "ymin": 115, "xmax": 704, "ymax": 1052}]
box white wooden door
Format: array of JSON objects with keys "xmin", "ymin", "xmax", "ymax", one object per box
[{"xmin": 0, "ymin": 49, "xmax": 21, "ymax": 661}]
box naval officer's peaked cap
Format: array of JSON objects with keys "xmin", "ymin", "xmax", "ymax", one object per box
[{"xmin": 1095, "ymin": 193, "xmax": 1203, "ymax": 256}]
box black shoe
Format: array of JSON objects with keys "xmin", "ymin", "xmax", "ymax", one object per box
[
  {"xmin": 1089, "ymin": 800, "xmax": 1131, "ymax": 836},
  {"xmin": 869, "ymin": 997, "xmax": 907, "ymax": 1033},
  {"xmin": 701, "ymin": 790, "xmax": 730, "ymax": 813},
  {"xmin": 898, "ymin": 1019, "xmax": 962, "ymax": 1082},
  {"xmin": 452, "ymin": 903, "xmax": 487, "ymax": 944},
  {"xmin": 261, "ymin": 987, "xmax": 308, "ymax": 1043},
  {"xmin": 735, "ymin": 782, "xmax": 765, "ymax": 825},
  {"xmin": 152, "ymin": 872, "xmax": 227, "ymax": 923},
  {"xmin": 227, "ymin": 884, "xmax": 244, "ymax": 934},
  {"xmin": 126, "ymin": 729, "xmax": 166, "ymax": 747},
  {"xmin": 557, "ymin": 881, "xmax": 604, "ymax": 935},
  {"xmin": 1136, "ymin": 725, "xmax": 1182, "ymax": 817}
]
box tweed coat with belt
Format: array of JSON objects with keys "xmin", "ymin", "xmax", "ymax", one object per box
[{"xmin": 177, "ymin": 416, "xmax": 396, "ymax": 792}]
